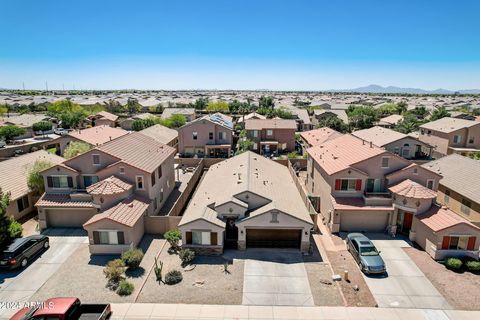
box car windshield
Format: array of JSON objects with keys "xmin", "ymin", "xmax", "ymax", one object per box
[{"xmin": 360, "ymin": 246, "xmax": 379, "ymax": 256}]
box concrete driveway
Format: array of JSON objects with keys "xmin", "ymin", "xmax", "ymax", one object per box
[
  {"xmin": 0, "ymin": 228, "xmax": 87, "ymax": 318},
  {"xmin": 361, "ymin": 236, "xmax": 450, "ymax": 309},
  {"xmin": 240, "ymin": 249, "xmax": 314, "ymax": 306}
]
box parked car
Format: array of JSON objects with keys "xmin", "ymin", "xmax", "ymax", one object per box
[
  {"xmin": 0, "ymin": 140, "xmax": 5, "ymax": 148},
  {"xmin": 54, "ymin": 128, "xmax": 70, "ymax": 135},
  {"xmin": 0, "ymin": 235, "xmax": 49, "ymax": 270},
  {"xmin": 346, "ymin": 233, "xmax": 386, "ymax": 275},
  {"xmin": 10, "ymin": 297, "xmax": 111, "ymax": 320}
]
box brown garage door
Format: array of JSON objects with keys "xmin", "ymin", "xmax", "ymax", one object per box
[
  {"xmin": 246, "ymin": 229, "xmax": 301, "ymax": 248},
  {"xmin": 46, "ymin": 208, "xmax": 97, "ymax": 228},
  {"xmin": 340, "ymin": 211, "xmax": 389, "ymax": 232}
]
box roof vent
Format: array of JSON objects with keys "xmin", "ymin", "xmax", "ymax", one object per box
[{"xmin": 369, "ymin": 141, "xmax": 373, "ymax": 148}]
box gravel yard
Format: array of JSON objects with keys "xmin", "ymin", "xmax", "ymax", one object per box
[
  {"xmin": 404, "ymin": 246, "xmax": 480, "ymax": 310},
  {"xmin": 136, "ymin": 248, "xmax": 244, "ymax": 304},
  {"xmin": 31, "ymin": 235, "xmax": 164, "ymax": 303}
]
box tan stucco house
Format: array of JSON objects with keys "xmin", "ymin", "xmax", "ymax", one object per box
[
  {"xmin": 178, "ymin": 151, "xmax": 313, "ymax": 255},
  {"xmin": 35, "ymin": 132, "xmax": 176, "ymax": 254},
  {"xmin": 245, "ymin": 119, "xmax": 297, "ymax": 155},
  {"xmin": 139, "ymin": 124, "xmax": 178, "ymax": 150},
  {"xmin": 89, "ymin": 111, "xmax": 118, "ymax": 127},
  {"xmin": 299, "ymin": 127, "xmax": 343, "ymax": 152}
]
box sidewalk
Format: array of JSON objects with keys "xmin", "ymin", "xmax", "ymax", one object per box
[{"xmin": 110, "ymin": 303, "xmax": 480, "ymax": 319}]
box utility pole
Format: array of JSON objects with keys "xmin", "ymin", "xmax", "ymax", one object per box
[
  {"xmin": 22, "ymin": 82, "xmax": 25, "ymax": 90},
  {"xmin": 45, "ymin": 81, "xmax": 49, "ymax": 92}
]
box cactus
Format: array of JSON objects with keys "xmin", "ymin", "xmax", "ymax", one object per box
[{"xmin": 154, "ymin": 257, "xmax": 163, "ymax": 283}]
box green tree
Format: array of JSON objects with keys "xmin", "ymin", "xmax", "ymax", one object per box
[
  {"xmin": 259, "ymin": 96, "xmax": 275, "ymax": 109},
  {"xmin": 347, "ymin": 105, "xmax": 379, "ymax": 130},
  {"xmin": 430, "ymin": 106, "xmax": 451, "ymax": 121},
  {"xmin": 206, "ymin": 101, "xmax": 229, "ymax": 112},
  {"xmin": 48, "ymin": 100, "xmax": 87, "ymax": 129},
  {"xmin": 316, "ymin": 116, "xmax": 349, "ymax": 133},
  {"xmin": 0, "ymin": 125, "xmax": 27, "ymax": 142},
  {"xmin": 104, "ymin": 99, "xmax": 125, "ymax": 114},
  {"xmin": 32, "ymin": 121, "xmax": 53, "ymax": 137},
  {"xmin": 395, "ymin": 113, "xmax": 420, "ymax": 134},
  {"xmin": 126, "ymin": 98, "xmax": 141, "ymax": 114},
  {"xmin": 0, "ymin": 191, "xmax": 22, "ymax": 249},
  {"xmin": 0, "ymin": 104, "xmax": 8, "ymax": 116},
  {"xmin": 166, "ymin": 114, "xmax": 186, "ymax": 128},
  {"xmin": 377, "ymin": 103, "xmax": 399, "ymax": 116},
  {"xmin": 236, "ymin": 138, "xmax": 254, "ymax": 155},
  {"xmin": 27, "ymin": 160, "xmax": 54, "ymax": 195},
  {"xmin": 64, "ymin": 141, "xmax": 92, "ymax": 159},
  {"xmin": 469, "ymin": 152, "xmax": 480, "ymax": 160},
  {"xmin": 193, "ymin": 97, "xmax": 209, "ymax": 110},
  {"xmin": 410, "ymin": 106, "xmax": 429, "ymax": 119},
  {"xmin": 397, "ymin": 101, "xmax": 408, "ymax": 114}
]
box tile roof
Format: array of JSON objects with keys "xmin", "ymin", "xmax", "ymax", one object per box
[
  {"xmin": 86, "ymin": 176, "xmax": 132, "ymax": 195},
  {"xmin": 300, "ymin": 127, "xmax": 343, "ymax": 147},
  {"xmin": 417, "ymin": 205, "xmax": 480, "ymax": 232},
  {"xmin": 97, "ymin": 132, "xmax": 176, "ymax": 173},
  {"xmin": 420, "ymin": 117, "xmax": 479, "ymax": 133},
  {"xmin": 161, "ymin": 108, "xmax": 195, "ymax": 119},
  {"xmin": 68, "ymin": 125, "xmax": 128, "ymax": 146},
  {"xmin": 378, "ymin": 114, "xmax": 403, "ymax": 125},
  {"xmin": 422, "ymin": 154, "xmax": 480, "ymax": 204},
  {"xmin": 179, "ymin": 151, "xmax": 313, "ymax": 227},
  {"xmin": 1, "ymin": 114, "xmax": 51, "ymax": 127},
  {"xmin": 139, "ymin": 124, "xmax": 178, "ymax": 145},
  {"xmin": 352, "ymin": 126, "xmax": 409, "ymax": 147},
  {"xmin": 307, "ymin": 134, "xmax": 386, "ymax": 175},
  {"xmin": 236, "ymin": 112, "xmax": 266, "ymax": 123},
  {"xmin": 388, "ymin": 179, "xmax": 437, "ymax": 199},
  {"xmin": 331, "ymin": 196, "xmax": 394, "ymax": 211},
  {"xmin": 245, "ymin": 119, "xmax": 297, "ymax": 130},
  {"xmin": 83, "ymin": 196, "xmax": 150, "ymax": 227},
  {"xmin": 313, "ymin": 109, "xmax": 349, "ymax": 123},
  {"xmin": 0, "ymin": 150, "xmax": 64, "ymax": 201},
  {"xmin": 35, "ymin": 193, "xmax": 95, "ymax": 208},
  {"xmin": 95, "ymin": 111, "xmax": 118, "ymax": 122}
]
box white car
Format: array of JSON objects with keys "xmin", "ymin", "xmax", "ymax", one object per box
[{"xmin": 54, "ymin": 128, "xmax": 70, "ymax": 135}]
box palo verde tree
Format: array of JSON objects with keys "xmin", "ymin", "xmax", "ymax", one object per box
[
  {"xmin": 27, "ymin": 160, "xmax": 54, "ymax": 196},
  {"xmin": 0, "ymin": 125, "xmax": 27, "ymax": 142}
]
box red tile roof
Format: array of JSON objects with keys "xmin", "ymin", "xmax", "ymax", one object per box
[
  {"xmin": 389, "ymin": 179, "xmax": 437, "ymax": 199},
  {"xmin": 416, "ymin": 205, "xmax": 480, "ymax": 232},
  {"xmin": 300, "ymin": 127, "xmax": 343, "ymax": 147},
  {"xmin": 86, "ymin": 176, "xmax": 132, "ymax": 195},
  {"xmin": 35, "ymin": 193, "xmax": 95, "ymax": 208},
  {"xmin": 69, "ymin": 125, "xmax": 128, "ymax": 146},
  {"xmin": 83, "ymin": 196, "xmax": 149, "ymax": 227}
]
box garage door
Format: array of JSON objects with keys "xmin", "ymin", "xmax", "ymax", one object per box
[
  {"xmin": 46, "ymin": 209, "xmax": 97, "ymax": 228},
  {"xmin": 246, "ymin": 229, "xmax": 301, "ymax": 248},
  {"xmin": 340, "ymin": 211, "xmax": 389, "ymax": 232}
]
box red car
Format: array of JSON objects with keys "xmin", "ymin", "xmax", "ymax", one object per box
[{"xmin": 10, "ymin": 297, "xmax": 111, "ymax": 320}]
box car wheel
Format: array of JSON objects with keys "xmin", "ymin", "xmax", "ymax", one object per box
[
  {"xmin": 44, "ymin": 241, "xmax": 49, "ymax": 249},
  {"xmin": 21, "ymin": 258, "xmax": 28, "ymax": 268}
]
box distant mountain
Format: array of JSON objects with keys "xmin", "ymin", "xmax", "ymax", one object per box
[{"xmin": 330, "ymin": 84, "xmax": 480, "ymax": 94}]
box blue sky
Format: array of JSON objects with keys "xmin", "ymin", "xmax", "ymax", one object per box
[{"xmin": 1, "ymin": 0, "xmax": 480, "ymax": 90}]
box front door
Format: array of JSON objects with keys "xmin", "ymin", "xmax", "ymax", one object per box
[
  {"xmin": 224, "ymin": 218, "xmax": 238, "ymax": 249},
  {"xmin": 397, "ymin": 210, "xmax": 413, "ymax": 234}
]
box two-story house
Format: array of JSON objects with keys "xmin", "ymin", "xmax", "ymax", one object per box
[
  {"xmin": 245, "ymin": 119, "xmax": 297, "ymax": 155},
  {"xmin": 35, "ymin": 132, "xmax": 176, "ymax": 254},
  {"xmin": 88, "ymin": 111, "xmax": 118, "ymax": 127},
  {"xmin": 299, "ymin": 127, "xmax": 343, "ymax": 153},
  {"xmin": 419, "ymin": 117, "xmax": 480, "ymax": 157},
  {"xmin": 178, "ymin": 113, "xmax": 233, "ymax": 158}
]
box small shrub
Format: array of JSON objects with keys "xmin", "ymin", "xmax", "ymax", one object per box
[
  {"xmin": 466, "ymin": 260, "xmax": 480, "ymax": 272},
  {"xmin": 103, "ymin": 259, "xmax": 125, "ymax": 283},
  {"xmin": 165, "ymin": 270, "xmax": 183, "ymax": 285},
  {"xmin": 116, "ymin": 280, "xmax": 134, "ymax": 296},
  {"xmin": 445, "ymin": 257, "xmax": 463, "ymax": 270},
  {"xmin": 179, "ymin": 248, "xmax": 195, "ymax": 267},
  {"xmin": 121, "ymin": 248, "xmax": 144, "ymax": 269},
  {"xmin": 164, "ymin": 229, "xmax": 182, "ymax": 252},
  {"xmin": 8, "ymin": 220, "xmax": 23, "ymax": 239}
]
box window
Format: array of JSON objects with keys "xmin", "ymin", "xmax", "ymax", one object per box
[
  {"xmin": 253, "ymin": 130, "xmax": 258, "ymax": 138},
  {"xmin": 453, "ymin": 135, "xmax": 462, "ymax": 144},
  {"xmin": 160, "ymin": 188, "xmax": 164, "ymax": 202},
  {"xmin": 192, "ymin": 231, "xmax": 211, "ymax": 245},
  {"xmin": 209, "ymin": 132, "xmax": 213, "ymax": 140},
  {"xmin": 444, "ymin": 189, "xmax": 450, "ymax": 203},
  {"xmin": 218, "ymin": 132, "xmax": 226, "ymax": 140},
  {"xmin": 266, "ymin": 129, "xmax": 273, "ymax": 136},
  {"xmin": 270, "ymin": 212, "xmax": 279, "ymax": 223},
  {"xmin": 192, "ymin": 132, "xmax": 198, "ymax": 140},
  {"xmin": 443, "ymin": 236, "xmax": 476, "ymax": 250},
  {"xmin": 426, "ymin": 179, "xmax": 435, "ymax": 190},
  {"xmin": 136, "ymin": 176, "xmax": 144, "ymax": 190},
  {"xmin": 393, "ymin": 147, "xmax": 399, "ymax": 155},
  {"xmin": 95, "ymin": 231, "xmax": 125, "ymax": 245},
  {"xmin": 92, "ymin": 154, "xmax": 100, "ymax": 165},
  {"xmin": 461, "ymin": 198, "xmax": 471, "ymax": 214},
  {"xmin": 253, "ymin": 142, "xmax": 258, "ymax": 150},
  {"xmin": 154, "ymin": 197, "xmax": 158, "ymax": 210},
  {"xmin": 336, "ymin": 179, "xmax": 360, "ymax": 192},
  {"xmin": 468, "ymin": 136, "xmax": 475, "ymax": 144},
  {"xmin": 381, "ymin": 157, "xmax": 389, "ymax": 168},
  {"xmin": 427, "ymin": 130, "xmax": 431, "ymax": 135},
  {"xmin": 413, "ymin": 167, "xmax": 418, "ymax": 175},
  {"xmin": 83, "ymin": 175, "xmax": 99, "ymax": 188},
  {"xmin": 47, "ymin": 176, "xmax": 73, "ymax": 189},
  {"xmin": 119, "ymin": 167, "xmax": 125, "ymax": 175},
  {"xmin": 158, "ymin": 165, "xmax": 162, "ymax": 179},
  {"xmin": 151, "ymin": 172, "xmax": 156, "ymax": 186},
  {"xmin": 16, "ymin": 195, "xmax": 29, "ymax": 212},
  {"xmin": 420, "ymin": 129, "xmax": 425, "ymax": 135},
  {"xmin": 265, "ymin": 144, "xmax": 270, "ymax": 152}
]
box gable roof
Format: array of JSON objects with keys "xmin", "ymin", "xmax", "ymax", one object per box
[
  {"xmin": 388, "ymin": 179, "xmax": 437, "ymax": 199},
  {"xmin": 237, "ymin": 112, "xmax": 266, "ymax": 123},
  {"xmin": 181, "ymin": 112, "xmax": 233, "ymax": 130},
  {"xmin": 161, "ymin": 108, "xmax": 195, "ymax": 119},
  {"xmin": 378, "ymin": 114, "xmax": 403, "ymax": 125},
  {"xmin": 1, "ymin": 114, "xmax": 51, "ymax": 127},
  {"xmin": 352, "ymin": 126, "xmax": 409, "ymax": 147},
  {"xmin": 307, "ymin": 134, "xmax": 387, "ymax": 175},
  {"xmin": 139, "ymin": 124, "xmax": 178, "ymax": 145},
  {"xmin": 422, "ymin": 154, "xmax": 480, "ymax": 204},
  {"xmin": 86, "ymin": 176, "xmax": 132, "ymax": 195},
  {"xmin": 420, "ymin": 117, "xmax": 479, "ymax": 133},
  {"xmin": 97, "ymin": 132, "xmax": 176, "ymax": 173},
  {"xmin": 245, "ymin": 119, "xmax": 297, "ymax": 130},
  {"xmin": 417, "ymin": 205, "xmax": 480, "ymax": 232},
  {"xmin": 313, "ymin": 109, "xmax": 349, "ymax": 123},
  {"xmin": 68, "ymin": 125, "xmax": 128, "ymax": 146},
  {"xmin": 300, "ymin": 127, "xmax": 343, "ymax": 147},
  {"xmin": 94, "ymin": 111, "xmax": 118, "ymax": 122},
  {"xmin": 0, "ymin": 150, "xmax": 64, "ymax": 201},
  {"xmin": 83, "ymin": 196, "xmax": 150, "ymax": 227}
]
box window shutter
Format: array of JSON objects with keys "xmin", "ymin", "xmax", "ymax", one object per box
[
  {"xmin": 467, "ymin": 236, "xmax": 476, "ymax": 250},
  {"xmin": 93, "ymin": 231, "xmax": 100, "ymax": 244},
  {"xmin": 355, "ymin": 179, "xmax": 362, "ymax": 191},
  {"xmin": 186, "ymin": 232, "xmax": 192, "ymax": 245},
  {"xmin": 117, "ymin": 232, "xmax": 125, "ymax": 245},
  {"xmin": 67, "ymin": 176, "xmax": 73, "ymax": 188},
  {"xmin": 335, "ymin": 179, "xmax": 341, "ymax": 190},
  {"xmin": 210, "ymin": 232, "xmax": 217, "ymax": 245},
  {"xmin": 47, "ymin": 176, "xmax": 53, "ymax": 188},
  {"xmin": 441, "ymin": 236, "xmax": 450, "ymax": 250}
]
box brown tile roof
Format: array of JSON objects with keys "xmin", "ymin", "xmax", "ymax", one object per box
[
  {"xmin": 352, "ymin": 126, "xmax": 409, "ymax": 147},
  {"xmin": 245, "ymin": 119, "xmax": 297, "ymax": 130},
  {"xmin": 388, "ymin": 179, "xmax": 437, "ymax": 199},
  {"xmin": 68, "ymin": 125, "xmax": 128, "ymax": 146},
  {"xmin": 378, "ymin": 114, "xmax": 403, "ymax": 125},
  {"xmin": 35, "ymin": 193, "xmax": 95, "ymax": 208},
  {"xmin": 139, "ymin": 124, "xmax": 178, "ymax": 145},
  {"xmin": 95, "ymin": 111, "xmax": 118, "ymax": 122},
  {"xmin": 97, "ymin": 132, "xmax": 176, "ymax": 173},
  {"xmin": 307, "ymin": 134, "xmax": 386, "ymax": 175},
  {"xmin": 420, "ymin": 117, "xmax": 479, "ymax": 133},
  {"xmin": 417, "ymin": 205, "xmax": 480, "ymax": 232},
  {"xmin": 300, "ymin": 127, "xmax": 343, "ymax": 147},
  {"xmin": 83, "ymin": 196, "xmax": 149, "ymax": 227},
  {"xmin": 86, "ymin": 176, "xmax": 132, "ymax": 195},
  {"xmin": 0, "ymin": 150, "xmax": 64, "ymax": 201}
]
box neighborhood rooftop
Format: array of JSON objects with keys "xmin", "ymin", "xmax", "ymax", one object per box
[
  {"xmin": 139, "ymin": 124, "xmax": 178, "ymax": 145},
  {"xmin": 417, "ymin": 205, "xmax": 480, "ymax": 232},
  {"xmin": 420, "ymin": 117, "xmax": 479, "ymax": 133},
  {"xmin": 245, "ymin": 118, "xmax": 297, "ymax": 130},
  {"xmin": 352, "ymin": 126, "xmax": 410, "ymax": 147},
  {"xmin": 68, "ymin": 125, "xmax": 128, "ymax": 146},
  {"xmin": 300, "ymin": 127, "xmax": 343, "ymax": 147}
]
